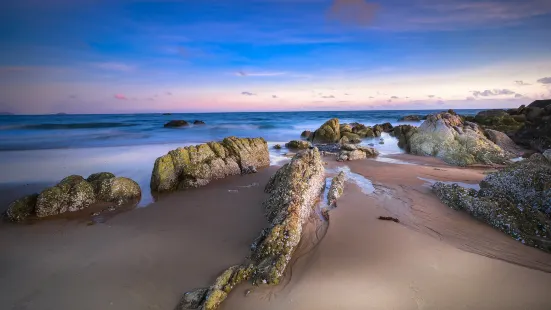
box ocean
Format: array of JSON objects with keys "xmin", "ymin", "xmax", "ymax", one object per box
[{"xmin": 0, "ymin": 109, "xmax": 481, "ymax": 207}]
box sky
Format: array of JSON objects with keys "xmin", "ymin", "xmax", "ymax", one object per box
[{"xmin": 1, "ymin": 0, "xmax": 551, "ymax": 114}]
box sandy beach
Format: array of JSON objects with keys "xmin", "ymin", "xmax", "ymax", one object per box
[{"xmin": 2, "ymin": 154, "xmax": 551, "ymax": 310}]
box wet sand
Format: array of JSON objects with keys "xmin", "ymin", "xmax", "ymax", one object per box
[
  {"xmin": 221, "ymin": 155, "xmax": 551, "ymax": 310},
  {"xmin": 0, "ymin": 167, "xmax": 277, "ymax": 310},
  {"xmin": 3, "ymin": 154, "xmax": 551, "ymax": 310}
]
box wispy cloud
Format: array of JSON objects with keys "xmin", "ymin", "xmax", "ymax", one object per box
[
  {"xmin": 326, "ymin": 0, "xmax": 379, "ymax": 26},
  {"xmin": 321, "ymin": 95, "xmax": 335, "ymax": 98},
  {"xmin": 515, "ymin": 80, "xmax": 531, "ymax": 86},
  {"xmin": 114, "ymin": 94, "xmax": 127, "ymax": 100},
  {"xmin": 428, "ymin": 95, "xmax": 435, "ymax": 98},
  {"xmin": 272, "ymin": 95, "xmax": 278, "ymax": 98},
  {"xmin": 537, "ymin": 77, "xmax": 551, "ymax": 84},
  {"xmin": 472, "ymin": 89, "xmax": 516, "ymax": 97},
  {"xmin": 390, "ymin": 96, "xmax": 399, "ymax": 99},
  {"xmin": 466, "ymin": 96, "xmax": 476, "ymax": 100},
  {"xmin": 241, "ymin": 91, "xmax": 256, "ymax": 96}
]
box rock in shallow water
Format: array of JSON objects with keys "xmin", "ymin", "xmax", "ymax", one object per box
[
  {"xmin": 327, "ymin": 171, "xmax": 345, "ymax": 207},
  {"xmin": 432, "ymin": 155, "xmax": 551, "ymax": 252},
  {"xmin": 36, "ymin": 175, "xmax": 96, "ymax": 217},
  {"xmin": 150, "ymin": 137, "xmax": 269, "ymax": 193},
  {"xmin": 164, "ymin": 120, "xmax": 189, "ymax": 128},
  {"xmin": 311, "ymin": 118, "xmax": 340, "ymax": 144},
  {"xmin": 5, "ymin": 194, "xmax": 38, "ymax": 222}
]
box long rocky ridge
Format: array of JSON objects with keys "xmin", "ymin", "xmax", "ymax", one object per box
[{"xmin": 178, "ymin": 148, "xmax": 325, "ymax": 310}]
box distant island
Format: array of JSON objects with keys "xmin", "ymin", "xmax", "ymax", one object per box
[
  {"xmin": 55, "ymin": 113, "xmax": 68, "ymax": 115},
  {"xmin": 0, "ymin": 112, "xmax": 14, "ymax": 115}
]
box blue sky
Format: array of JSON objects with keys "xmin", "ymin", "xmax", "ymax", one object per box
[{"xmin": 1, "ymin": 0, "xmax": 551, "ymax": 114}]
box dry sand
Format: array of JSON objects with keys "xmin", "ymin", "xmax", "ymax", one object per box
[{"xmin": 2, "ymin": 154, "xmax": 551, "ymax": 310}]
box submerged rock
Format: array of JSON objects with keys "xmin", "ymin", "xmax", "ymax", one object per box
[
  {"xmin": 327, "ymin": 171, "xmax": 345, "ymax": 207},
  {"xmin": 180, "ymin": 149, "xmax": 325, "ymax": 310},
  {"xmin": 193, "ymin": 120, "xmax": 206, "ymax": 125},
  {"xmin": 150, "ymin": 137, "xmax": 270, "ymax": 192},
  {"xmin": 311, "ymin": 118, "xmax": 340, "ymax": 144},
  {"xmin": 300, "ymin": 130, "xmax": 312, "ymax": 140},
  {"xmin": 164, "ymin": 120, "xmax": 189, "ymax": 128},
  {"xmin": 433, "ymin": 155, "xmax": 551, "ymax": 252},
  {"xmin": 399, "ymin": 115, "xmax": 423, "ymax": 121},
  {"xmin": 405, "ymin": 111, "xmax": 511, "ymax": 166},
  {"xmin": 273, "ymin": 144, "xmax": 282, "ymax": 149},
  {"xmin": 5, "ymin": 173, "xmax": 141, "ymax": 222},
  {"xmin": 285, "ymin": 140, "xmax": 311, "ymax": 149}
]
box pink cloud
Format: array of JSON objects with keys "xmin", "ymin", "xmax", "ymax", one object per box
[{"xmin": 114, "ymin": 94, "xmax": 127, "ymax": 100}]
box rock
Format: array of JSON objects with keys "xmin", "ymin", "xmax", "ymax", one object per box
[
  {"xmin": 241, "ymin": 166, "xmax": 257, "ymax": 175},
  {"xmin": 473, "ymin": 109, "xmax": 523, "ymax": 133},
  {"xmin": 341, "ymin": 132, "xmax": 362, "ymax": 144},
  {"xmin": 375, "ymin": 122, "xmax": 394, "ymax": 132},
  {"xmin": 164, "ymin": 120, "xmax": 189, "ymax": 128},
  {"xmin": 94, "ymin": 177, "xmax": 141, "ymax": 205},
  {"xmin": 193, "ymin": 120, "xmax": 206, "ymax": 125},
  {"xmin": 150, "ymin": 137, "xmax": 269, "ymax": 192},
  {"xmin": 273, "ymin": 144, "xmax": 282, "ymax": 149},
  {"xmin": 378, "ymin": 216, "xmax": 399, "ymax": 223},
  {"xmin": 177, "ymin": 149, "xmax": 325, "ymax": 310},
  {"xmin": 337, "ymin": 149, "xmax": 366, "ymax": 161},
  {"xmin": 256, "ymin": 148, "xmax": 325, "ymax": 284},
  {"xmin": 162, "ymin": 113, "xmax": 172, "ymax": 115},
  {"xmin": 339, "ymin": 124, "xmax": 353, "ymax": 134},
  {"xmin": 285, "ymin": 140, "xmax": 311, "ymax": 149},
  {"xmin": 399, "ymin": 115, "xmax": 423, "ymax": 121},
  {"xmin": 433, "ymin": 155, "xmax": 551, "ymax": 252},
  {"xmin": 300, "ymin": 130, "xmax": 312, "ymax": 139},
  {"xmin": 406, "ymin": 112, "xmax": 511, "ymax": 166},
  {"xmin": 327, "ymin": 171, "xmax": 345, "ymax": 207},
  {"xmin": 513, "ymin": 100, "xmax": 551, "ymax": 152},
  {"xmin": 544, "ymin": 149, "xmax": 551, "ymax": 162},
  {"xmin": 311, "ymin": 118, "xmax": 340, "ymax": 144},
  {"xmin": 35, "ymin": 175, "xmax": 96, "ymax": 217},
  {"xmin": 338, "ymin": 136, "xmax": 349, "ymax": 145},
  {"xmin": 177, "ymin": 288, "xmax": 208, "ymax": 309},
  {"xmin": 485, "ymin": 129, "xmax": 524, "ymax": 157},
  {"xmin": 5, "ymin": 194, "xmax": 38, "ymax": 222},
  {"xmin": 391, "ymin": 125, "xmax": 418, "ymax": 153},
  {"xmin": 356, "ymin": 127, "xmax": 376, "ymax": 138}
]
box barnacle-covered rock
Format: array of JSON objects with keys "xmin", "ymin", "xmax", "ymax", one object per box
[
  {"xmin": 327, "ymin": 171, "xmax": 345, "ymax": 207},
  {"xmin": 35, "ymin": 175, "xmax": 96, "ymax": 217},
  {"xmin": 285, "ymin": 140, "xmax": 311, "ymax": 149},
  {"xmin": 433, "ymin": 155, "xmax": 551, "ymax": 252},
  {"xmin": 5, "ymin": 194, "xmax": 38, "ymax": 222},
  {"xmin": 311, "ymin": 118, "xmax": 340, "ymax": 144}
]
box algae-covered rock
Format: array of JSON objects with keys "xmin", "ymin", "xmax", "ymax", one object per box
[
  {"xmin": 95, "ymin": 177, "xmax": 141, "ymax": 205},
  {"xmin": 406, "ymin": 112, "xmax": 511, "ymax": 166},
  {"xmin": 177, "ymin": 288, "xmax": 208, "ymax": 309},
  {"xmin": 257, "ymin": 148, "xmax": 325, "ymax": 284},
  {"xmin": 300, "ymin": 130, "xmax": 312, "ymax": 139},
  {"xmin": 273, "ymin": 144, "xmax": 282, "ymax": 150},
  {"xmin": 36, "ymin": 175, "xmax": 96, "ymax": 217},
  {"xmin": 5, "ymin": 194, "xmax": 38, "ymax": 222},
  {"xmin": 327, "ymin": 171, "xmax": 345, "ymax": 207},
  {"xmin": 311, "ymin": 118, "xmax": 340, "ymax": 144},
  {"xmin": 399, "ymin": 115, "xmax": 423, "ymax": 121},
  {"xmin": 339, "ymin": 123, "xmax": 353, "ymax": 133},
  {"xmin": 285, "ymin": 140, "xmax": 311, "ymax": 149},
  {"xmin": 433, "ymin": 155, "xmax": 551, "ymax": 252},
  {"xmin": 341, "ymin": 132, "xmax": 362, "ymax": 144},
  {"xmin": 392, "ymin": 125, "xmax": 418, "ymax": 153},
  {"xmin": 337, "ymin": 150, "xmax": 366, "ymax": 162},
  {"xmin": 375, "ymin": 122, "xmax": 394, "ymax": 133},
  {"xmin": 150, "ymin": 137, "xmax": 269, "ymax": 192}
]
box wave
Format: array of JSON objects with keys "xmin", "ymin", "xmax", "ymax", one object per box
[{"xmin": 12, "ymin": 122, "xmax": 138, "ymax": 130}]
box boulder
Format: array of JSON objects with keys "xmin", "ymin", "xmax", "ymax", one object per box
[
  {"xmin": 164, "ymin": 120, "xmax": 189, "ymax": 128},
  {"xmin": 150, "ymin": 137, "xmax": 269, "ymax": 192},
  {"xmin": 513, "ymin": 100, "xmax": 551, "ymax": 152},
  {"xmin": 5, "ymin": 194, "xmax": 38, "ymax": 222},
  {"xmin": 544, "ymin": 149, "xmax": 551, "ymax": 162},
  {"xmin": 95, "ymin": 177, "xmax": 141, "ymax": 205},
  {"xmin": 341, "ymin": 132, "xmax": 362, "ymax": 144},
  {"xmin": 399, "ymin": 115, "xmax": 423, "ymax": 121},
  {"xmin": 193, "ymin": 120, "xmax": 206, "ymax": 125},
  {"xmin": 35, "ymin": 175, "xmax": 96, "ymax": 218},
  {"xmin": 300, "ymin": 130, "xmax": 312, "ymax": 140},
  {"xmin": 311, "ymin": 118, "xmax": 340, "ymax": 144},
  {"xmin": 285, "ymin": 140, "xmax": 311, "ymax": 149},
  {"xmin": 337, "ymin": 145, "xmax": 378, "ymax": 161},
  {"xmin": 327, "ymin": 171, "xmax": 345, "ymax": 207},
  {"xmin": 433, "ymin": 155, "xmax": 551, "ymax": 252},
  {"xmin": 391, "ymin": 125, "xmax": 418, "ymax": 153},
  {"xmin": 485, "ymin": 129, "xmax": 524, "ymax": 157},
  {"xmin": 338, "ymin": 136, "xmax": 349, "ymax": 145},
  {"xmin": 339, "ymin": 124, "xmax": 353, "ymax": 133},
  {"xmin": 406, "ymin": 112, "xmax": 511, "ymax": 166},
  {"xmin": 473, "ymin": 109, "xmax": 523, "ymax": 133},
  {"xmin": 375, "ymin": 122, "xmax": 394, "ymax": 132},
  {"xmin": 273, "ymin": 144, "xmax": 282, "ymax": 150},
  {"xmin": 5, "ymin": 173, "xmax": 141, "ymax": 222}
]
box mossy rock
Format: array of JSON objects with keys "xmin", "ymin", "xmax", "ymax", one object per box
[
  {"xmin": 311, "ymin": 118, "xmax": 340, "ymax": 144},
  {"xmin": 96, "ymin": 177, "xmax": 141, "ymax": 205},
  {"xmin": 35, "ymin": 175, "xmax": 96, "ymax": 217},
  {"xmin": 6, "ymin": 194, "xmax": 38, "ymax": 222},
  {"xmin": 341, "ymin": 132, "xmax": 362, "ymax": 144},
  {"xmin": 285, "ymin": 140, "xmax": 311, "ymax": 149}
]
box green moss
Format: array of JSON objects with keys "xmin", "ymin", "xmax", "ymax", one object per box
[
  {"xmin": 312, "ymin": 118, "xmax": 340, "ymax": 143},
  {"xmin": 207, "ymin": 142, "xmax": 227, "ymax": 158},
  {"xmin": 150, "ymin": 154, "xmax": 178, "ymax": 192},
  {"xmin": 202, "ymin": 289, "xmax": 227, "ymax": 310},
  {"xmin": 87, "ymin": 172, "xmax": 115, "ymax": 183},
  {"xmin": 6, "ymin": 194, "xmax": 38, "ymax": 222}
]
